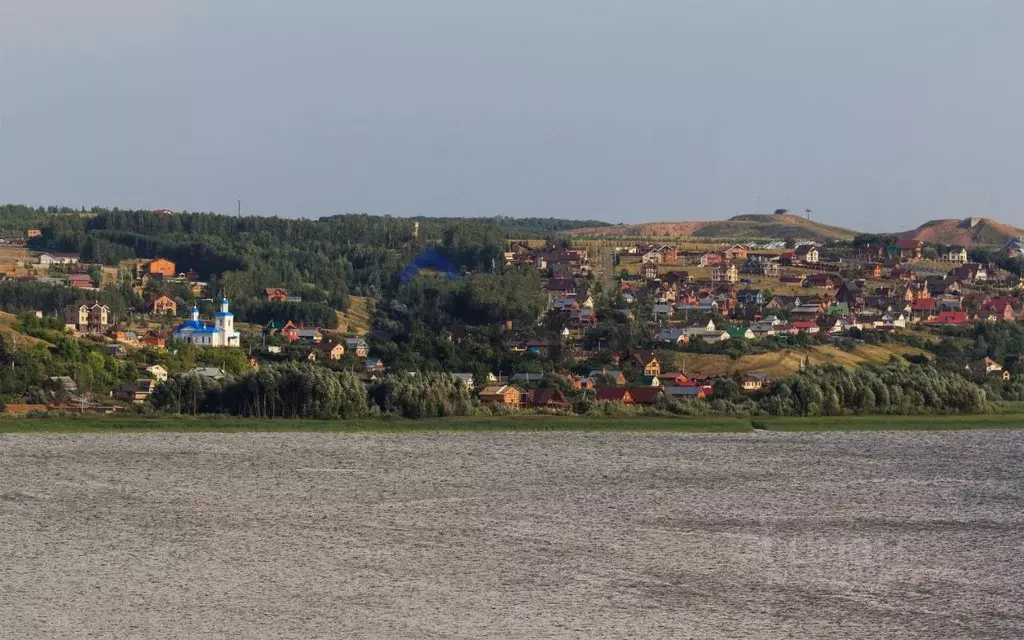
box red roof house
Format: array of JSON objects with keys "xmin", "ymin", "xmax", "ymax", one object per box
[{"xmin": 933, "ymin": 311, "xmax": 970, "ymax": 326}]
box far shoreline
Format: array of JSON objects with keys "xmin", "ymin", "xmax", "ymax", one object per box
[{"xmin": 2, "ymin": 413, "xmax": 1024, "ymax": 434}]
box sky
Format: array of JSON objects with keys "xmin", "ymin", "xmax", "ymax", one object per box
[{"xmin": 1, "ymin": 0, "xmax": 1022, "ymax": 231}]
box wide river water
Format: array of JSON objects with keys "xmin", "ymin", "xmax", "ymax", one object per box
[{"xmin": 1, "ymin": 430, "xmax": 1021, "ymax": 638}]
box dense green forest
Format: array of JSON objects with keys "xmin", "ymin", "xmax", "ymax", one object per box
[
  {"xmin": 144, "ymin": 361, "xmax": 994, "ymax": 420},
  {"xmin": 405, "ymin": 215, "xmax": 610, "ymax": 237},
  {"xmin": 0, "ymin": 205, "xmax": 603, "ymax": 309}
]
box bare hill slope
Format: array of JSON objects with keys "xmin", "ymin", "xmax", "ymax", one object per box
[
  {"xmin": 570, "ymin": 213, "xmax": 857, "ymax": 241},
  {"xmin": 896, "ymin": 217, "xmax": 1024, "ymax": 247}
]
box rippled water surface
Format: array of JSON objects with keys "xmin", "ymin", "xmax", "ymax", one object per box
[{"xmin": 1, "ymin": 430, "xmax": 1021, "ymax": 639}]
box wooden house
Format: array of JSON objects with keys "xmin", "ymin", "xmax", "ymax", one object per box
[{"xmin": 479, "ymin": 385, "xmax": 523, "ymax": 407}]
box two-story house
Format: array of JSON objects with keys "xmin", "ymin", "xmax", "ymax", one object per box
[
  {"xmin": 148, "ymin": 258, "xmax": 177, "ymax": 277},
  {"xmin": 794, "ymin": 245, "xmax": 820, "ymax": 264},
  {"xmin": 148, "ymin": 294, "xmax": 177, "ymax": 315},
  {"xmin": 64, "ymin": 300, "xmax": 111, "ymax": 333}
]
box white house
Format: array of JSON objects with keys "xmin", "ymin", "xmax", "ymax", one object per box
[
  {"xmin": 795, "ymin": 245, "xmax": 820, "ymax": 263},
  {"xmin": 711, "ymin": 264, "xmax": 739, "ymax": 284},
  {"xmin": 657, "ymin": 328, "xmax": 689, "ymax": 344},
  {"xmin": 882, "ymin": 313, "xmax": 907, "ymax": 329},
  {"xmin": 172, "ymin": 299, "xmax": 240, "ymax": 347},
  {"xmin": 641, "ymin": 249, "xmax": 663, "ymax": 264},
  {"xmin": 38, "ymin": 252, "xmax": 80, "ymax": 267},
  {"xmin": 693, "ymin": 330, "xmax": 731, "ymax": 344},
  {"xmin": 750, "ymin": 322, "xmax": 777, "ymax": 337},
  {"xmin": 943, "ymin": 247, "xmax": 968, "ymax": 264},
  {"xmin": 144, "ymin": 365, "xmax": 168, "ymax": 382}
]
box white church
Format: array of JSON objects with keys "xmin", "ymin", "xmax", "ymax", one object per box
[{"xmin": 172, "ymin": 298, "xmax": 241, "ymax": 348}]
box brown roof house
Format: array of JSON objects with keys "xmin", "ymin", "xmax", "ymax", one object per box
[
  {"xmin": 479, "ymin": 385, "xmax": 523, "ymax": 407},
  {"xmin": 630, "ymin": 350, "xmax": 661, "ymax": 377},
  {"xmin": 524, "ymin": 388, "xmax": 570, "ymax": 409},
  {"xmin": 313, "ymin": 341, "xmax": 345, "ymax": 361},
  {"xmin": 266, "ymin": 287, "xmax": 289, "ymax": 303},
  {"xmin": 64, "ymin": 300, "xmax": 111, "ymax": 333},
  {"xmin": 148, "ymin": 293, "xmax": 177, "ymax": 315}
]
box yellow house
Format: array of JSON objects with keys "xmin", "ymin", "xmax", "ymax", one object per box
[
  {"xmin": 741, "ymin": 373, "xmax": 770, "ymax": 391},
  {"xmin": 478, "ymin": 385, "xmax": 523, "ymax": 407},
  {"xmin": 631, "ymin": 351, "xmax": 661, "ymax": 377}
]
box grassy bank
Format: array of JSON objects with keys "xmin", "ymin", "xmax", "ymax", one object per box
[
  {"xmin": 2, "ymin": 413, "xmax": 1024, "ymax": 434},
  {"xmin": 758, "ymin": 413, "xmax": 1024, "ymax": 432}
]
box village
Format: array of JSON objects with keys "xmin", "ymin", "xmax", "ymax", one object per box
[{"xmin": 2, "ymin": 218, "xmax": 1024, "ymax": 414}]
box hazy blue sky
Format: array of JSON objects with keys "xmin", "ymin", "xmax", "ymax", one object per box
[{"xmin": 1, "ymin": 0, "xmax": 1022, "ymax": 230}]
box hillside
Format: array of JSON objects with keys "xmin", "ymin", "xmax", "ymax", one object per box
[
  {"xmin": 569, "ymin": 214, "xmax": 858, "ymax": 242},
  {"xmin": 333, "ymin": 296, "xmax": 372, "ymax": 336},
  {"xmin": 669, "ymin": 344, "xmax": 927, "ymax": 380},
  {"xmin": 0, "ymin": 312, "xmax": 50, "ymax": 348},
  {"xmin": 896, "ymin": 217, "xmax": 1024, "ymax": 247}
]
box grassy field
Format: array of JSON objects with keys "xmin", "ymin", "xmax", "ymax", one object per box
[
  {"xmin": 666, "ymin": 343, "xmax": 928, "ymax": 380},
  {"xmin": 333, "ymin": 295, "xmax": 372, "ymax": 335},
  {"xmin": 3, "ymin": 412, "xmax": 1023, "ymax": 434}
]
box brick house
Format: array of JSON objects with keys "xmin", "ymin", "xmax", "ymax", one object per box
[
  {"xmin": 712, "ymin": 264, "xmax": 739, "ymax": 284},
  {"xmin": 640, "ymin": 262, "xmax": 660, "ymax": 280},
  {"xmin": 267, "ymin": 320, "xmax": 299, "ymax": 341},
  {"xmin": 894, "ymin": 240, "xmax": 923, "ymax": 261},
  {"xmin": 140, "ymin": 332, "xmax": 167, "ymax": 349},
  {"xmin": 64, "ymin": 300, "xmax": 111, "ymax": 333},
  {"xmin": 724, "ymin": 245, "xmax": 749, "ymax": 261},
  {"xmin": 148, "ymin": 258, "xmax": 177, "ymax": 277},
  {"xmin": 68, "ymin": 273, "xmax": 94, "ymax": 289},
  {"xmin": 148, "ymin": 294, "xmax": 178, "ymax": 315},
  {"xmin": 266, "ymin": 287, "xmax": 289, "ymax": 303},
  {"xmin": 700, "ymin": 252, "xmax": 723, "ymax": 267}
]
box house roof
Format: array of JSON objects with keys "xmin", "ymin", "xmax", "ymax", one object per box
[
  {"xmin": 935, "ymin": 311, "xmax": 970, "ymax": 324},
  {"xmin": 596, "ymin": 388, "xmax": 630, "ymax": 401},
  {"xmin": 175, "ymin": 320, "xmax": 216, "ymax": 333},
  {"xmin": 526, "ymin": 388, "xmax": 567, "ymax": 406},
  {"xmin": 631, "ymin": 350, "xmax": 657, "ymax": 366},
  {"xmin": 546, "ymin": 278, "xmax": 575, "ymax": 291},
  {"xmin": 313, "ymin": 340, "xmax": 343, "ymax": 352},
  {"xmin": 480, "ymin": 385, "xmax": 515, "ymax": 396},
  {"xmin": 191, "ymin": 367, "xmax": 226, "ymax": 379},
  {"xmin": 626, "ymin": 387, "xmax": 664, "ymax": 404},
  {"xmin": 987, "ymin": 298, "xmax": 1017, "ymax": 313},
  {"xmin": 805, "ymin": 273, "xmax": 837, "ymax": 284},
  {"xmin": 665, "ymin": 386, "xmax": 704, "ymax": 397},
  {"xmin": 69, "ymin": 299, "xmax": 109, "ymax": 310}
]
